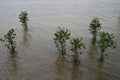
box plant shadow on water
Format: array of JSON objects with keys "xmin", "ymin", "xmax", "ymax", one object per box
[
  {"xmin": 96, "ymin": 63, "xmax": 107, "ymax": 80},
  {"xmin": 86, "ymin": 44, "xmax": 109, "ymax": 80},
  {"xmin": 22, "ymin": 29, "xmax": 32, "ymax": 47},
  {"xmin": 88, "ymin": 44, "xmax": 98, "ymax": 60},
  {"xmin": 54, "ymin": 55, "xmax": 84, "ymax": 80},
  {"xmin": 71, "ymin": 64, "xmax": 84, "ymax": 80},
  {"xmin": 88, "ymin": 62, "xmax": 108, "ymax": 80},
  {"xmin": 0, "ymin": 53, "xmax": 19, "ymax": 79},
  {"xmin": 9, "ymin": 54, "xmax": 18, "ymax": 73},
  {"xmin": 54, "ymin": 56, "xmax": 68, "ymax": 80}
]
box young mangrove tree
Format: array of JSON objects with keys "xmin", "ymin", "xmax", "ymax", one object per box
[
  {"xmin": 19, "ymin": 11, "xmax": 29, "ymax": 30},
  {"xmin": 54, "ymin": 27, "xmax": 71, "ymax": 55},
  {"xmin": 70, "ymin": 37, "xmax": 85, "ymax": 64},
  {"xmin": 97, "ymin": 31, "xmax": 116, "ymax": 62},
  {"xmin": 0, "ymin": 29, "xmax": 17, "ymax": 54},
  {"xmin": 89, "ymin": 18, "xmax": 101, "ymax": 44}
]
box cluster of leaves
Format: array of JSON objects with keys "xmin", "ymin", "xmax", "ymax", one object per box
[
  {"xmin": 19, "ymin": 11, "xmax": 29, "ymax": 29},
  {"xmin": 89, "ymin": 18, "xmax": 101, "ymax": 44},
  {"xmin": 54, "ymin": 27, "xmax": 71, "ymax": 55},
  {"xmin": 0, "ymin": 29, "xmax": 17, "ymax": 54},
  {"xmin": 97, "ymin": 32, "xmax": 116, "ymax": 62},
  {"xmin": 70, "ymin": 37, "xmax": 85, "ymax": 64}
]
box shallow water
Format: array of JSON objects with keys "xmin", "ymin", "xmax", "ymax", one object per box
[{"xmin": 0, "ymin": 0, "xmax": 120, "ymax": 80}]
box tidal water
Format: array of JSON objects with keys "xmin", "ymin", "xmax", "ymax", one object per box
[{"xmin": 0, "ymin": 0, "xmax": 120, "ymax": 80}]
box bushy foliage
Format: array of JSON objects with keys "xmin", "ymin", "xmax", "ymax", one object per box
[
  {"xmin": 54, "ymin": 27, "xmax": 71, "ymax": 55},
  {"xmin": 0, "ymin": 29, "xmax": 17, "ymax": 54},
  {"xmin": 70, "ymin": 37, "xmax": 85, "ymax": 64},
  {"xmin": 89, "ymin": 18, "xmax": 101, "ymax": 44},
  {"xmin": 19, "ymin": 11, "xmax": 29, "ymax": 30},
  {"xmin": 98, "ymin": 32, "xmax": 116, "ymax": 62}
]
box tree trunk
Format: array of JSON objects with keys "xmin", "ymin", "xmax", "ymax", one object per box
[
  {"xmin": 92, "ymin": 33, "xmax": 97, "ymax": 44},
  {"xmin": 10, "ymin": 39, "xmax": 15, "ymax": 54},
  {"xmin": 100, "ymin": 51, "xmax": 104, "ymax": 62},
  {"xmin": 11, "ymin": 44, "xmax": 15, "ymax": 54},
  {"xmin": 74, "ymin": 49, "xmax": 80, "ymax": 64},
  {"xmin": 61, "ymin": 43, "xmax": 66, "ymax": 55}
]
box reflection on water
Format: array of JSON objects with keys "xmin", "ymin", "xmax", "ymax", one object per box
[
  {"xmin": 9, "ymin": 54, "xmax": 18, "ymax": 72},
  {"xmin": 96, "ymin": 63, "xmax": 106, "ymax": 80},
  {"xmin": 54, "ymin": 56, "xmax": 84, "ymax": 80},
  {"xmin": 54, "ymin": 56, "xmax": 69, "ymax": 80},
  {"xmin": 0, "ymin": 54, "xmax": 21, "ymax": 80},
  {"xmin": 88, "ymin": 63, "xmax": 108, "ymax": 80},
  {"xmin": 88, "ymin": 44, "xmax": 98, "ymax": 60},
  {"xmin": 71, "ymin": 65, "xmax": 83, "ymax": 80},
  {"xmin": 22, "ymin": 30, "xmax": 32, "ymax": 47},
  {"xmin": 87, "ymin": 45, "xmax": 110, "ymax": 80},
  {"xmin": 71, "ymin": 65, "xmax": 78, "ymax": 80}
]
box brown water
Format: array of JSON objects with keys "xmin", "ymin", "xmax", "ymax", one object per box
[{"xmin": 0, "ymin": 0, "xmax": 120, "ymax": 80}]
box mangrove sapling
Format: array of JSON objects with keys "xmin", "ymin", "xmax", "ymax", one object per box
[
  {"xmin": 89, "ymin": 18, "xmax": 101, "ymax": 44},
  {"xmin": 97, "ymin": 32, "xmax": 116, "ymax": 62},
  {"xmin": 19, "ymin": 11, "xmax": 29, "ymax": 30},
  {"xmin": 54, "ymin": 27, "xmax": 71, "ymax": 55},
  {"xmin": 70, "ymin": 37, "xmax": 85, "ymax": 64},
  {"xmin": 0, "ymin": 29, "xmax": 17, "ymax": 54}
]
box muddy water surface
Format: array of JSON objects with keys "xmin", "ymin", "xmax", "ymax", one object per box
[{"xmin": 0, "ymin": 0, "xmax": 120, "ymax": 80}]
